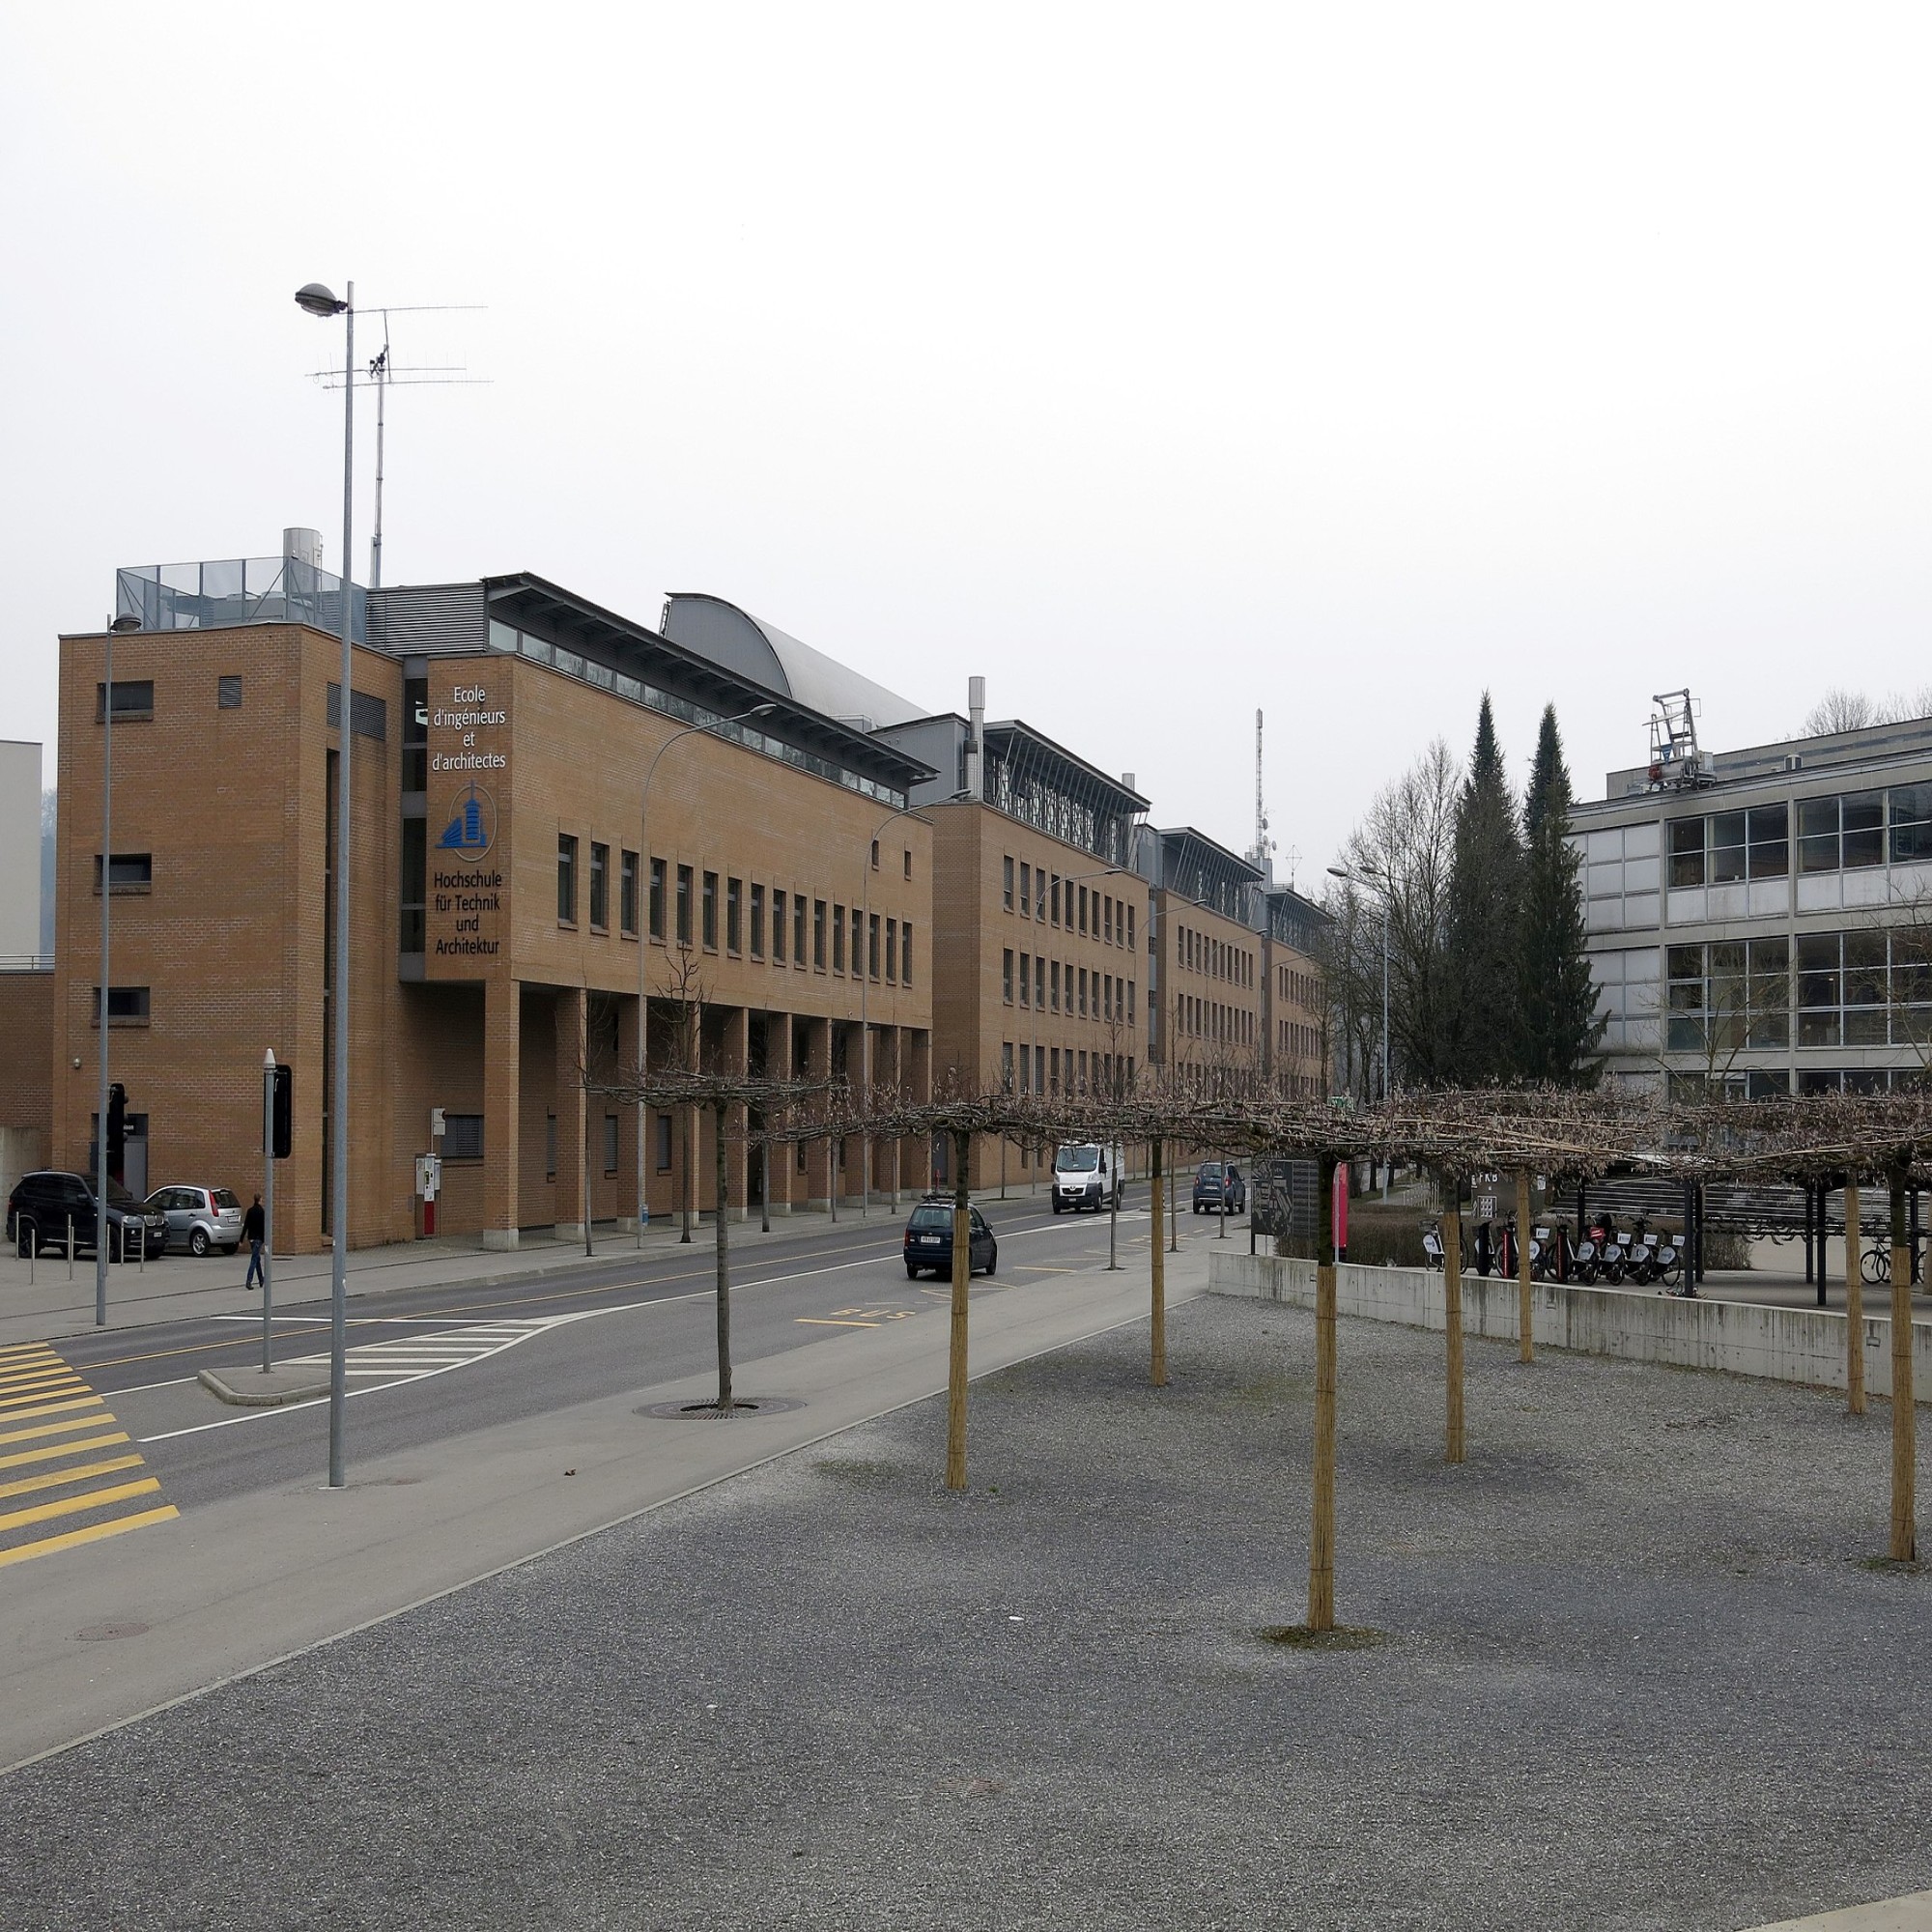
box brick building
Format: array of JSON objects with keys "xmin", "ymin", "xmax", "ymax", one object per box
[{"xmin": 50, "ymin": 545, "xmax": 935, "ymax": 1251}]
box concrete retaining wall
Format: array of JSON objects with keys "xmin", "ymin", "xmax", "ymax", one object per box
[{"xmin": 1208, "ymin": 1251, "xmax": 1932, "ymax": 1403}]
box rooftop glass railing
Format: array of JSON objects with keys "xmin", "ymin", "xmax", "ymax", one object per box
[{"xmin": 116, "ymin": 556, "xmax": 367, "ymax": 644}]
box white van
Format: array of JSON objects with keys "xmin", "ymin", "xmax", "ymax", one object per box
[{"xmin": 1052, "ymin": 1142, "xmax": 1122, "ymax": 1214}]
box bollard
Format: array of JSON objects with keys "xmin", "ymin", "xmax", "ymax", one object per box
[
  {"xmin": 68, "ymin": 1215, "xmax": 74, "ymax": 1281},
  {"xmin": 27, "ymin": 1223, "xmax": 35, "ymax": 1287},
  {"xmin": 138, "ymin": 1221, "xmax": 145, "ymax": 1273}
]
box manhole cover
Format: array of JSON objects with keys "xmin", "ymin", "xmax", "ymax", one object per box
[
  {"xmin": 636, "ymin": 1396, "xmax": 805, "ymax": 1421},
  {"xmin": 75, "ymin": 1622, "xmax": 150, "ymax": 1642}
]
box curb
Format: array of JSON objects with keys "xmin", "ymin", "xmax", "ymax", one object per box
[{"xmin": 197, "ymin": 1368, "xmax": 331, "ymax": 1408}]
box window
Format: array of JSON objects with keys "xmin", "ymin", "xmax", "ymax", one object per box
[
  {"xmin": 1051, "ymin": 875, "xmax": 1062, "ymax": 926},
  {"xmin": 620, "ymin": 851, "xmax": 639, "ymax": 936},
  {"xmin": 833, "ymin": 903, "xmax": 846, "ymax": 974},
  {"xmin": 1126, "ymin": 905, "xmax": 1135, "ymax": 951},
  {"xmin": 91, "ymin": 985, "xmax": 151, "ymax": 1026},
  {"xmin": 1797, "ymin": 933, "xmax": 1841, "ymax": 1048},
  {"xmin": 1003, "ymin": 949, "xmax": 1015, "ymax": 1003},
  {"xmin": 772, "ymin": 890, "xmax": 786, "ymax": 963},
  {"xmin": 557, "ymin": 836, "xmax": 579, "ymax": 924},
  {"xmin": 870, "ymin": 838, "xmax": 880, "ymax": 871},
  {"xmin": 1079, "ymin": 885, "xmax": 1089, "ymax": 934},
  {"xmin": 1002, "ymin": 1041, "xmax": 1015, "ymax": 1089},
  {"xmin": 656, "ymin": 1114, "xmax": 673, "ymax": 1172},
  {"xmin": 852, "ymin": 908, "xmax": 864, "ymax": 979},
  {"xmin": 1079, "ymin": 967, "xmax": 1089, "ymax": 1017},
  {"xmin": 1104, "ymin": 896, "xmax": 1113, "ymax": 945},
  {"xmin": 589, "ymin": 842, "xmax": 610, "ymax": 929},
  {"xmin": 400, "ymin": 819, "xmax": 426, "ymax": 952},
  {"xmin": 901, "ymin": 921, "xmax": 913, "ymax": 985},
  {"xmin": 1051, "ymin": 960, "xmax": 1061, "ymax": 1011},
  {"xmin": 1020, "ymin": 864, "xmax": 1032, "ymax": 918},
  {"xmin": 702, "ymin": 872, "xmax": 719, "ymax": 950},
  {"xmin": 1035, "ymin": 954, "xmax": 1044, "ymax": 1008},
  {"xmin": 813, "ymin": 899, "xmax": 827, "ymax": 970},
  {"xmin": 96, "ymin": 680, "xmax": 154, "ymax": 723},
  {"xmin": 726, "ymin": 877, "xmax": 742, "ymax": 954},
  {"xmin": 1668, "ymin": 819, "xmax": 1704, "ymax": 888},
  {"xmin": 902, "ymin": 849, "xmax": 912, "ymax": 880},
  {"xmin": 545, "ymin": 1114, "xmax": 557, "ymax": 1179},
  {"xmin": 1126, "ymin": 980, "xmax": 1135, "ymax": 1026},
  {"xmin": 751, "ymin": 884, "xmax": 765, "ymax": 959},
  {"xmin": 796, "ymin": 895, "xmax": 809, "ymax": 966},
  {"xmin": 604, "ymin": 1114, "xmax": 619, "ymax": 1176},
  {"xmin": 1004, "ymin": 856, "xmax": 1015, "ymax": 910},
  {"xmin": 1891, "ymin": 786, "xmax": 1932, "ymax": 866},
  {"xmin": 1019, "ymin": 948, "xmax": 1030, "ymax": 1007},
  {"xmin": 651, "ymin": 859, "xmax": 668, "ymax": 940},
  {"xmin": 676, "ymin": 866, "xmax": 693, "ymax": 945},
  {"xmin": 218, "ymin": 675, "xmax": 242, "ymax": 710},
  {"xmin": 885, "ymin": 918, "xmax": 896, "ymax": 983},
  {"xmin": 1747, "ymin": 805, "xmax": 1787, "ymax": 880},
  {"xmin": 92, "ymin": 853, "xmax": 152, "ymax": 894},
  {"xmin": 869, "ymin": 912, "xmax": 881, "ymax": 981}
]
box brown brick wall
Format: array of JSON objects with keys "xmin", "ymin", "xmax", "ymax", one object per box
[{"xmin": 0, "ymin": 970, "xmax": 52, "ymax": 1131}]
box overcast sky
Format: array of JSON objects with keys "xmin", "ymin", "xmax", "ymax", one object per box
[{"xmin": 5, "ymin": 4, "xmax": 1928, "ymax": 884}]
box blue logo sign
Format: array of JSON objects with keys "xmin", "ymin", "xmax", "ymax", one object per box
[{"xmin": 436, "ymin": 782, "xmax": 495, "ymax": 861}]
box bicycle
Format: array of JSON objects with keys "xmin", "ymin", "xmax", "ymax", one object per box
[{"xmin": 1861, "ymin": 1243, "xmax": 1891, "ymax": 1287}]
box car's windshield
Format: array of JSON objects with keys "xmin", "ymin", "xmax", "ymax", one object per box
[
  {"xmin": 1056, "ymin": 1148, "xmax": 1099, "ymax": 1173},
  {"xmin": 213, "ymin": 1189, "xmax": 242, "ymax": 1210}
]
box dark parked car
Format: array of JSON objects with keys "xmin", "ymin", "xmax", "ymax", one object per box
[
  {"xmin": 7, "ymin": 1171, "xmax": 169, "ymax": 1260},
  {"xmin": 1191, "ymin": 1160, "xmax": 1247, "ymax": 1214},
  {"xmin": 902, "ymin": 1198, "xmax": 998, "ymax": 1279}
]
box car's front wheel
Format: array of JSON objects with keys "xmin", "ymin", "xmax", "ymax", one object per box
[
  {"xmin": 14, "ymin": 1220, "xmax": 35, "ymax": 1259},
  {"xmin": 188, "ymin": 1227, "xmax": 210, "ymax": 1258}
]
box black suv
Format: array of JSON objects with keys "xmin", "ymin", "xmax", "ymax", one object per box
[
  {"xmin": 902, "ymin": 1199, "xmax": 998, "ymax": 1279},
  {"xmin": 6, "ymin": 1171, "xmax": 169, "ymax": 1261}
]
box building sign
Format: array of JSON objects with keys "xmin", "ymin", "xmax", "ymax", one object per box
[{"xmin": 427, "ymin": 676, "xmax": 510, "ymax": 972}]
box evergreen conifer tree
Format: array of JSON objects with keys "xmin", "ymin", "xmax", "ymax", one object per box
[
  {"xmin": 1443, "ymin": 694, "xmax": 1524, "ymax": 1083},
  {"xmin": 1518, "ymin": 704, "xmax": 1605, "ymax": 1085}
]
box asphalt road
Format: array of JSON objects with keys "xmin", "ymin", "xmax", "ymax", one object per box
[{"xmin": 57, "ymin": 1198, "xmax": 1228, "ymax": 1515}]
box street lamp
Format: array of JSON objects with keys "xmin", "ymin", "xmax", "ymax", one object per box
[
  {"xmin": 632, "ymin": 702, "xmax": 778, "ymax": 1246},
  {"xmin": 297, "ymin": 278, "xmax": 355, "ymax": 1490},
  {"xmin": 1328, "ymin": 861, "xmax": 1392, "ymax": 1201},
  {"xmin": 95, "ymin": 611, "xmax": 141, "ymax": 1327}
]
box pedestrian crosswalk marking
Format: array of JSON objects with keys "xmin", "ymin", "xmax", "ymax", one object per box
[
  {"xmin": 278, "ymin": 1317, "xmax": 562, "ymax": 1395},
  {"xmin": 0, "ymin": 1350, "xmax": 178, "ymax": 1569}
]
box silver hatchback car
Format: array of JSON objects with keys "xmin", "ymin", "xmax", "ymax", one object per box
[{"xmin": 147, "ymin": 1184, "xmax": 245, "ymax": 1257}]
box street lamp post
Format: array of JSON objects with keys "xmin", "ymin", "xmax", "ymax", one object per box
[
  {"xmin": 1328, "ymin": 862, "xmax": 1392, "ymax": 1200},
  {"xmin": 297, "ymin": 279, "xmax": 355, "ymax": 1489},
  {"xmin": 96, "ymin": 611, "xmax": 141, "ymax": 1326},
  {"xmin": 632, "ymin": 704, "xmax": 777, "ymax": 1247}
]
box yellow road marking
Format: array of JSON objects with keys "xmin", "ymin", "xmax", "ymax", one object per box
[
  {"xmin": 0, "ymin": 1395, "xmax": 106, "ymax": 1427},
  {"xmin": 0, "ymin": 1476, "xmax": 160, "ymax": 1536},
  {"xmin": 0, "ymin": 1378, "xmax": 88, "ymax": 1406},
  {"xmin": 0, "ymin": 1453, "xmax": 144, "ymax": 1502},
  {"xmin": 0, "ymin": 1410, "xmax": 116, "ymax": 1449},
  {"xmin": 0, "ymin": 1432, "xmax": 132, "ymax": 1472},
  {"xmin": 0, "ymin": 1343, "xmax": 62, "ymax": 1361},
  {"xmin": 795, "ymin": 1317, "xmax": 880, "ymax": 1327},
  {"xmin": 0, "ymin": 1359, "xmax": 63, "ymax": 1381},
  {"xmin": 0, "ymin": 1504, "xmax": 180, "ymax": 1569}
]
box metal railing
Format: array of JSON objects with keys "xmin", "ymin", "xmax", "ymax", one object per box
[{"xmin": 116, "ymin": 556, "xmax": 366, "ymax": 644}]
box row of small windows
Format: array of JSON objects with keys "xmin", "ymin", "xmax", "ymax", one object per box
[
  {"xmin": 1176, "ymin": 922, "xmax": 1253, "ymax": 987},
  {"xmin": 1279, "ymin": 965, "xmax": 1318, "ymax": 1009},
  {"xmin": 1002, "ymin": 857, "xmax": 1135, "ymax": 950},
  {"xmin": 1175, "ymin": 994, "xmax": 1253, "ymax": 1047},
  {"xmin": 1003, "ymin": 1041, "xmax": 1135, "ymax": 1095},
  {"xmin": 1667, "ymin": 788, "xmax": 1932, "ymax": 887},
  {"xmin": 1669, "ymin": 1068, "xmax": 1932, "ymax": 1100},
  {"xmin": 1002, "ymin": 949, "xmax": 1134, "ymax": 1025},
  {"xmin": 96, "ymin": 676, "xmax": 247, "ymax": 722},
  {"xmin": 555, "ymin": 838, "xmax": 914, "ymax": 985},
  {"xmin": 1279, "ymin": 1019, "xmax": 1321, "ymax": 1060},
  {"xmin": 1665, "ymin": 929, "xmax": 1932, "ymax": 1053}
]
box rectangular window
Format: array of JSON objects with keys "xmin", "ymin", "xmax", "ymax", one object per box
[
  {"xmin": 1019, "ymin": 863, "xmax": 1031, "ymax": 918},
  {"xmin": 751, "ymin": 884, "xmax": 765, "ymax": 959},
  {"xmin": 651, "ymin": 859, "xmax": 668, "ymax": 941},
  {"xmin": 868, "ymin": 912, "xmax": 881, "ymax": 980},
  {"xmin": 1799, "ymin": 795, "xmax": 1838, "ymax": 874},
  {"xmin": 557, "ymin": 836, "xmax": 579, "ymax": 924},
  {"xmin": 702, "ymin": 872, "xmax": 719, "ymax": 950},
  {"xmin": 545, "ymin": 1114, "xmax": 557, "ymax": 1179},
  {"xmin": 443, "ymin": 1114, "xmax": 483, "ymax": 1160},
  {"xmin": 901, "ymin": 921, "xmax": 913, "ymax": 985},
  {"xmin": 772, "ymin": 890, "xmax": 785, "ymax": 963},
  {"xmin": 813, "ymin": 899, "xmax": 827, "ymax": 970},
  {"xmin": 726, "ymin": 877, "xmax": 742, "ymax": 954},
  {"xmin": 92, "ymin": 852, "xmax": 153, "ymax": 893},
  {"xmin": 96, "ymin": 679, "xmax": 155, "ymax": 723},
  {"xmin": 91, "ymin": 984, "xmax": 151, "ymax": 1026},
  {"xmin": 1051, "ymin": 875, "xmax": 1062, "ymax": 925},
  {"xmin": 218, "ymin": 674, "xmax": 242, "ymax": 710},
  {"xmin": 795, "ymin": 895, "xmax": 808, "ymax": 966},
  {"xmin": 1079, "ymin": 885, "xmax": 1089, "ymax": 934},
  {"xmin": 1668, "ymin": 818, "xmax": 1705, "ymax": 889},
  {"xmin": 1104, "ymin": 896, "xmax": 1113, "ymax": 944},
  {"xmin": 1891, "ymin": 785, "xmax": 1932, "ymax": 866},
  {"xmin": 1003, "ymin": 949, "xmax": 1015, "ymax": 1003},
  {"xmin": 1035, "ymin": 955, "xmax": 1044, "ymax": 1008},
  {"xmin": 1797, "ymin": 932, "xmax": 1842, "ymax": 1048},
  {"xmin": 589, "ymin": 842, "xmax": 610, "ymax": 929},
  {"xmin": 1708, "ymin": 810, "xmax": 1747, "ymax": 885},
  {"xmin": 870, "ymin": 838, "xmax": 880, "ymax": 871},
  {"xmin": 1051, "ymin": 960, "xmax": 1061, "ymax": 1011},
  {"xmin": 903, "ymin": 849, "xmax": 912, "ymax": 880},
  {"xmin": 852, "ymin": 908, "xmax": 864, "ymax": 978},
  {"xmin": 604, "ymin": 1114, "xmax": 619, "ymax": 1176},
  {"xmin": 1127, "ymin": 980, "xmax": 1135, "ymax": 1027},
  {"xmin": 1079, "ymin": 966, "xmax": 1089, "ymax": 1017},
  {"xmin": 1747, "ymin": 804, "xmax": 1787, "ymax": 880},
  {"xmin": 885, "ymin": 918, "xmax": 896, "ymax": 982},
  {"xmin": 1002, "ymin": 1041, "xmax": 1015, "ymax": 1089},
  {"xmin": 676, "ymin": 865, "xmax": 694, "ymax": 945},
  {"xmin": 1019, "ymin": 949, "xmax": 1031, "ymax": 1007},
  {"xmin": 833, "ymin": 904, "xmax": 846, "ymax": 974},
  {"xmin": 1004, "ymin": 856, "xmax": 1014, "ymax": 910},
  {"xmin": 656, "ymin": 1113, "xmax": 672, "ymax": 1173},
  {"xmin": 1050, "ymin": 1046, "xmax": 1061, "ymax": 1092},
  {"xmin": 620, "ymin": 851, "xmax": 639, "ymax": 936},
  {"xmin": 1126, "ymin": 904, "xmax": 1135, "ymax": 951}
]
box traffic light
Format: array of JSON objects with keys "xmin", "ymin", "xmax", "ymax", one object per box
[
  {"xmin": 106, "ymin": 1083, "xmax": 127, "ymax": 1184},
  {"xmin": 271, "ymin": 1064, "xmax": 294, "ymax": 1160}
]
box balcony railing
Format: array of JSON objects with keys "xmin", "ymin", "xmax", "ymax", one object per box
[{"xmin": 116, "ymin": 556, "xmax": 366, "ymax": 644}]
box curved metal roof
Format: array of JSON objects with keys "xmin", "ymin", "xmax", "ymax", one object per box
[{"xmin": 660, "ymin": 593, "xmax": 926, "ymax": 734}]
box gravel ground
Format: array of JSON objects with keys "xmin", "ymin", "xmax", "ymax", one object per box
[{"xmin": 5, "ymin": 1296, "xmax": 1930, "ymax": 1931}]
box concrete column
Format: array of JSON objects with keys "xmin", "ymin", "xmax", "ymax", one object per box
[
  {"xmin": 723, "ymin": 1006, "xmax": 751, "ymax": 1222},
  {"xmin": 616, "ymin": 992, "xmax": 642, "ymax": 1234},
  {"xmin": 482, "ymin": 975, "xmax": 521, "ymax": 1249},
  {"xmin": 772, "ymin": 1009, "xmax": 795, "ymax": 1215},
  {"xmin": 554, "ymin": 985, "xmax": 587, "ymax": 1243},
  {"xmin": 803, "ymin": 1016, "xmax": 831, "ymax": 1211}
]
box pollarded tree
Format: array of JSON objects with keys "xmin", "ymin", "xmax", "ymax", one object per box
[
  {"xmin": 1443, "ymin": 695, "xmax": 1523, "ymax": 1084},
  {"xmin": 1518, "ymin": 704, "xmax": 1605, "ymax": 1086}
]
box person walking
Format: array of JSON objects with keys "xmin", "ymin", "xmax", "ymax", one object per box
[{"xmin": 243, "ymin": 1195, "xmax": 267, "ymax": 1292}]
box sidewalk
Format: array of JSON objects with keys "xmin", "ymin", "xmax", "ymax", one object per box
[{"xmin": 0, "ymin": 1186, "xmax": 1119, "ymax": 1348}]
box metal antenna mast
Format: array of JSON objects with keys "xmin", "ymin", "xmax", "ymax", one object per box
[
  {"xmin": 369, "ymin": 316, "xmax": 390, "ymax": 588},
  {"xmin": 1250, "ymin": 708, "xmax": 1273, "ymax": 882}
]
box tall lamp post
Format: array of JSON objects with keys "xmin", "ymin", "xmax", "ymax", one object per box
[
  {"xmin": 1327, "ymin": 862, "xmax": 1391, "ymax": 1201},
  {"xmin": 95, "ymin": 611, "xmax": 142, "ymax": 1326},
  {"xmin": 296, "ymin": 279, "xmax": 355, "ymax": 1489},
  {"xmin": 632, "ymin": 703, "xmax": 777, "ymax": 1246}
]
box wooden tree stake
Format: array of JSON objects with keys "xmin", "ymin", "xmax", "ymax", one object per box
[
  {"xmin": 1151, "ymin": 1139, "xmax": 1168, "ymax": 1387},
  {"xmin": 1516, "ymin": 1170, "xmax": 1534, "ymax": 1364},
  {"xmin": 1845, "ymin": 1178, "xmax": 1864, "ymax": 1415},
  {"xmin": 1309, "ymin": 1151, "xmax": 1338, "ymax": 1633},
  {"xmin": 1442, "ymin": 1183, "xmax": 1465, "ymax": 1464},
  {"xmin": 946, "ymin": 1127, "xmax": 972, "ymax": 1492},
  {"xmin": 1891, "ymin": 1160, "xmax": 1917, "ymax": 1562},
  {"xmin": 713, "ymin": 1099, "xmax": 732, "ymax": 1408}
]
